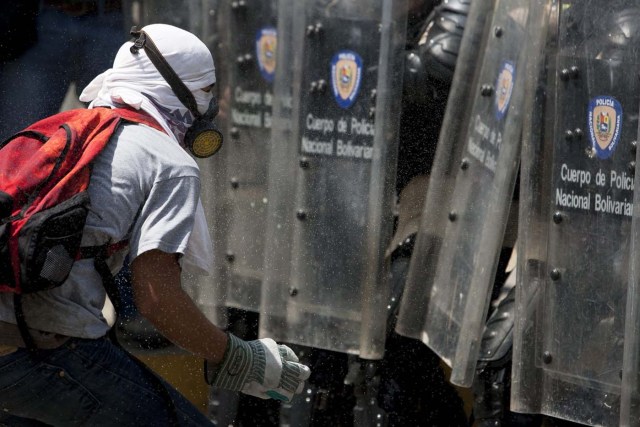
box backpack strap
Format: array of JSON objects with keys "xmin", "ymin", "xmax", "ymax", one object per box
[
  {"xmin": 76, "ymin": 200, "xmax": 142, "ymax": 313},
  {"xmin": 78, "ymin": 241, "xmax": 129, "ymax": 314},
  {"xmin": 112, "ymin": 107, "xmax": 166, "ymax": 134},
  {"xmin": 78, "ymin": 241, "xmax": 129, "ymax": 261},
  {"xmin": 14, "ymin": 294, "xmax": 36, "ymax": 350}
]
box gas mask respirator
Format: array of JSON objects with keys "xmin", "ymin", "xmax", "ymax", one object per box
[{"xmin": 130, "ymin": 27, "xmax": 223, "ymax": 158}]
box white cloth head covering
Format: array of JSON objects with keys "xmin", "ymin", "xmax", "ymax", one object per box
[
  {"xmin": 80, "ymin": 23, "xmax": 216, "ymax": 144},
  {"xmin": 80, "ymin": 23, "xmax": 215, "ymax": 276}
]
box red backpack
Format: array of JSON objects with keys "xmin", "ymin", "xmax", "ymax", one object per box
[{"xmin": 0, "ymin": 107, "xmax": 163, "ymax": 347}]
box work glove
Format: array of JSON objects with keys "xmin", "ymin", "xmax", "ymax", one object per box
[{"xmin": 205, "ymin": 333, "xmax": 311, "ymax": 402}]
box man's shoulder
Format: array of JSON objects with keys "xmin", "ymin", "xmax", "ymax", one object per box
[
  {"xmin": 116, "ymin": 121, "xmax": 174, "ymax": 146},
  {"xmin": 113, "ymin": 123, "xmax": 199, "ymax": 174}
]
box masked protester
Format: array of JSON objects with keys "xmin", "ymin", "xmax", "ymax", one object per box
[{"xmin": 0, "ymin": 24, "xmax": 310, "ymax": 426}]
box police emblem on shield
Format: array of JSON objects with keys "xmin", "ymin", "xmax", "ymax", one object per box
[
  {"xmin": 331, "ymin": 50, "xmax": 363, "ymax": 109},
  {"xmin": 588, "ymin": 96, "xmax": 623, "ymax": 160},
  {"xmin": 495, "ymin": 60, "xmax": 515, "ymax": 120},
  {"xmin": 256, "ymin": 27, "xmax": 277, "ymax": 83}
]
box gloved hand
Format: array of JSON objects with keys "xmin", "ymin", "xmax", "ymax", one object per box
[{"xmin": 205, "ymin": 333, "xmax": 311, "ymax": 402}]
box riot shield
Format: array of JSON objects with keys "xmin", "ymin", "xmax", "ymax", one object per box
[
  {"xmin": 622, "ymin": 108, "xmax": 640, "ymax": 424},
  {"xmin": 512, "ymin": 2, "xmax": 640, "ymax": 425},
  {"xmin": 260, "ymin": 0, "xmax": 407, "ymax": 358},
  {"xmin": 394, "ymin": 0, "xmax": 530, "ymax": 386},
  {"xmin": 621, "ymin": 135, "xmax": 640, "ymax": 424},
  {"xmin": 212, "ymin": 0, "xmax": 278, "ymax": 312}
]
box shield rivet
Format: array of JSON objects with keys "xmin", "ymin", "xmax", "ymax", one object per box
[
  {"xmin": 289, "ymin": 287, "xmax": 298, "ymax": 297},
  {"xmin": 550, "ymin": 268, "xmax": 561, "ymax": 281},
  {"xmin": 628, "ymin": 161, "xmax": 636, "ymax": 175},
  {"xmin": 317, "ymin": 79, "xmax": 327, "ymax": 93},
  {"xmin": 369, "ymin": 107, "xmax": 376, "ymax": 119},
  {"xmin": 299, "ymin": 157, "xmax": 310, "ymax": 169},
  {"xmin": 230, "ymin": 127, "xmax": 240, "ymax": 139},
  {"xmin": 230, "ymin": 178, "xmax": 239, "ymax": 189},
  {"xmin": 552, "ymin": 211, "xmax": 563, "ymax": 224},
  {"xmin": 564, "ymin": 130, "xmax": 573, "ymax": 140},
  {"xmin": 480, "ymin": 85, "xmax": 494, "ymax": 96},
  {"xmin": 296, "ymin": 210, "xmax": 307, "ymax": 221},
  {"xmin": 542, "ymin": 351, "xmax": 553, "ymax": 364},
  {"xmin": 370, "ymin": 89, "xmax": 377, "ymax": 100},
  {"xmin": 574, "ymin": 128, "xmax": 583, "ymax": 139},
  {"xmin": 309, "ymin": 81, "xmax": 318, "ymax": 93},
  {"xmin": 560, "ymin": 69, "xmax": 570, "ymax": 81},
  {"xmin": 460, "ymin": 158, "xmax": 469, "ymax": 170},
  {"xmin": 448, "ymin": 211, "xmax": 457, "ymax": 222},
  {"xmin": 570, "ymin": 66, "xmax": 579, "ymax": 78},
  {"xmin": 306, "ymin": 25, "xmax": 315, "ymax": 37},
  {"xmin": 231, "ymin": 0, "xmax": 246, "ymax": 10},
  {"xmin": 237, "ymin": 54, "xmax": 253, "ymax": 69},
  {"xmin": 307, "ymin": 23, "xmax": 323, "ymax": 37},
  {"xmin": 631, "ymin": 140, "xmax": 637, "ymax": 155},
  {"xmin": 225, "ymin": 253, "xmax": 235, "ymax": 263},
  {"xmin": 494, "ymin": 26, "xmax": 503, "ymax": 37}
]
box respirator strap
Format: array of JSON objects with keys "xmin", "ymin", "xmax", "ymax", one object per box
[{"xmin": 129, "ymin": 27, "xmax": 200, "ymax": 117}]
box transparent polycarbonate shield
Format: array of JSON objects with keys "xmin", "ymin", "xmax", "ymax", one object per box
[
  {"xmin": 260, "ymin": 0, "xmax": 406, "ymax": 358},
  {"xmin": 621, "ymin": 138, "xmax": 640, "ymax": 425},
  {"xmin": 394, "ymin": 0, "xmax": 530, "ymax": 387},
  {"xmin": 209, "ymin": 0, "xmax": 278, "ymax": 312},
  {"xmin": 512, "ymin": 2, "xmax": 640, "ymax": 425}
]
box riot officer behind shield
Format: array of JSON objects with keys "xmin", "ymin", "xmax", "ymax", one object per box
[
  {"xmin": 376, "ymin": 1, "xmax": 470, "ymax": 426},
  {"xmin": 475, "ymin": 3, "xmax": 640, "ymax": 427},
  {"xmin": 526, "ymin": 4, "xmax": 640, "ymax": 427},
  {"xmin": 269, "ymin": 2, "xmax": 472, "ymax": 426}
]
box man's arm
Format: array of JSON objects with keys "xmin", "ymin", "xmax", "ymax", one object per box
[{"xmin": 130, "ymin": 248, "xmax": 228, "ymax": 364}]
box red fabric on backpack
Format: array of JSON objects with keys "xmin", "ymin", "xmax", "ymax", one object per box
[{"xmin": 0, "ymin": 107, "xmax": 164, "ymax": 294}]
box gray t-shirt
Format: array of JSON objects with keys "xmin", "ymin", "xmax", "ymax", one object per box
[{"xmin": 0, "ymin": 122, "xmax": 201, "ymax": 339}]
